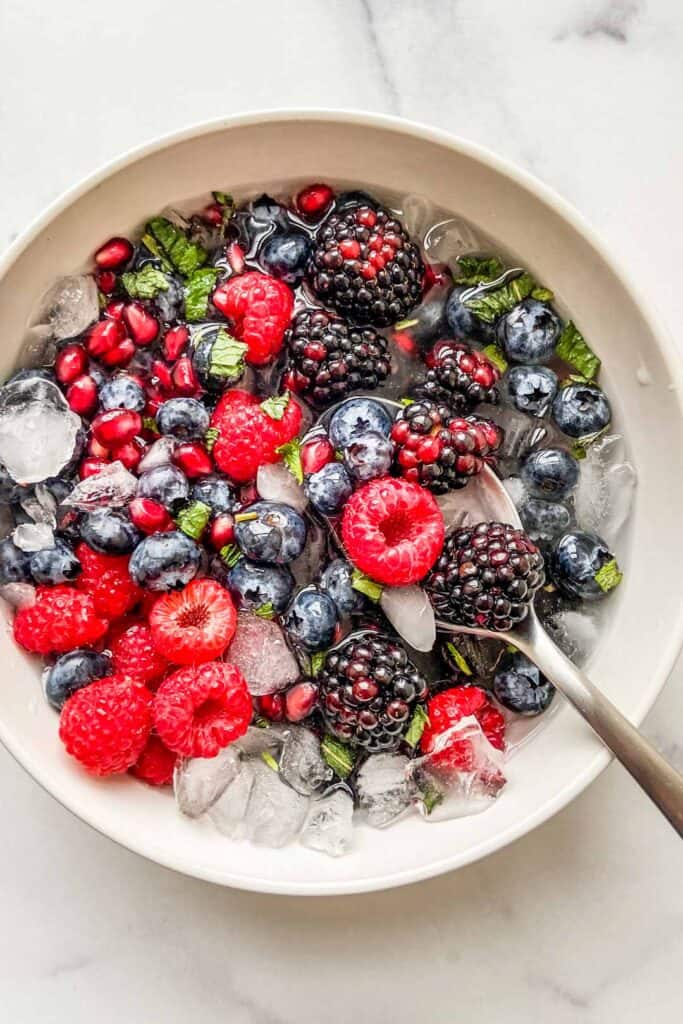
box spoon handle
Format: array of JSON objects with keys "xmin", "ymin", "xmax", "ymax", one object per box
[{"xmin": 515, "ymin": 615, "xmax": 683, "ymax": 836}]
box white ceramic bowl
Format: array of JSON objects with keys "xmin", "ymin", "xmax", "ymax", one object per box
[{"xmin": 1, "ymin": 111, "xmax": 682, "ymax": 895}]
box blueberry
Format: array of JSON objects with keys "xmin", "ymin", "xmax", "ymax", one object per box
[
  {"xmin": 248, "ymin": 193, "xmax": 290, "ymax": 228},
  {"xmin": 80, "ymin": 508, "xmax": 141, "ymax": 555},
  {"xmin": 234, "ymin": 501, "xmax": 307, "ymax": 564},
  {"xmin": 225, "ymin": 557, "xmax": 295, "ymax": 613},
  {"xmin": 154, "ymin": 274, "xmax": 184, "ymax": 323},
  {"xmin": 401, "ymin": 285, "xmax": 450, "ymax": 350},
  {"xmin": 283, "ymin": 587, "xmax": 338, "ymax": 652},
  {"xmin": 99, "ymin": 375, "xmax": 146, "ymax": 412},
  {"xmin": 260, "ymin": 231, "xmax": 312, "ymax": 285},
  {"xmin": 235, "ymin": 194, "xmax": 290, "ymax": 249},
  {"xmin": 552, "ymin": 383, "xmax": 611, "ymax": 438},
  {"xmin": 30, "ymin": 539, "xmax": 81, "ymax": 584},
  {"xmin": 505, "ymin": 365, "xmax": 558, "ymax": 417},
  {"xmin": 343, "ymin": 431, "xmax": 393, "ymax": 482},
  {"xmin": 520, "ymin": 498, "xmax": 571, "ymax": 543},
  {"xmin": 0, "ymin": 538, "xmax": 32, "ymax": 586},
  {"xmin": 191, "ymin": 328, "xmax": 247, "ymax": 393},
  {"xmin": 129, "ymin": 530, "xmax": 202, "ymax": 591},
  {"xmin": 156, "ymin": 397, "xmax": 210, "ymax": 440},
  {"xmin": 493, "ymin": 651, "xmax": 555, "ymax": 716},
  {"xmin": 191, "ymin": 474, "xmax": 236, "ymax": 515},
  {"xmin": 497, "ymin": 300, "xmax": 561, "ymax": 364},
  {"xmin": 137, "ymin": 464, "xmax": 190, "ymax": 511},
  {"xmin": 445, "ymin": 285, "xmax": 494, "ymax": 344},
  {"xmin": 305, "ymin": 463, "xmax": 353, "ymax": 516},
  {"xmin": 43, "ymin": 649, "xmax": 112, "ymax": 711},
  {"xmin": 521, "ymin": 448, "xmax": 579, "ymax": 501},
  {"xmin": 328, "ymin": 398, "xmax": 393, "ymax": 449},
  {"xmin": 551, "ymin": 530, "xmax": 616, "ymax": 601},
  {"xmin": 320, "ymin": 558, "xmax": 364, "ymax": 615}
]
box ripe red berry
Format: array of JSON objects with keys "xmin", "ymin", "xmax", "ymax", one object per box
[
  {"xmin": 173, "ymin": 442, "xmax": 213, "ymax": 478},
  {"xmin": 171, "ymin": 356, "xmax": 199, "ymax": 395},
  {"xmin": 100, "ymin": 338, "xmax": 136, "ymax": 368},
  {"xmin": 301, "ymin": 436, "xmax": 335, "ymax": 475},
  {"xmin": 285, "ymin": 681, "xmax": 319, "ymax": 722},
  {"xmin": 151, "ymin": 359, "xmax": 173, "ymax": 392},
  {"xmin": 226, "ymin": 241, "xmax": 245, "ymax": 274},
  {"xmin": 208, "ymin": 513, "xmax": 235, "ymax": 550},
  {"xmin": 153, "ymin": 662, "xmax": 252, "ymax": 758},
  {"xmin": 92, "ymin": 409, "xmax": 142, "ymax": 448},
  {"xmin": 257, "ymin": 693, "xmax": 285, "ymax": 722},
  {"xmin": 112, "ymin": 438, "xmax": 146, "ymax": 471},
  {"xmin": 13, "ymin": 585, "xmax": 109, "ymax": 654},
  {"xmin": 162, "ymin": 325, "xmax": 189, "ymax": 362},
  {"xmin": 55, "ymin": 344, "xmax": 88, "ymax": 385},
  {"xmin": 201, "ymin": 203, "xmax": 223, "ymax": 226},
  {"xmin": 295, "ymin": 183, "xmax": 334, "ymax": 220},
  {"xmin": 123, "ymin": 302, "xmax": 159, "ymax": 346},
  {"xmin": 67, "ymin": 375, "xmax": 99, "ymax": 417},
  {"xmin": 128, "ymin": 497, "xmax": 174, "ymax": 534},
  {"xmin": 421, "ymin": 686, "xmax": 506, "ymax": 771},
  {"xmin": 79, "ymin": 457, "xmax": 107, "ymax": 479},
  {"xmin": 130, "ymin": 734, "xmax": 177, "ymax": 786},
  {"xmin": 94, "ymin": 236, "xmax": 133, "ymax": 270},
  {"xmin": 104, "ymin": 300, "xmax": 125, "ymax": 321},
  {"xmin": 87, "ymin": 318, "xmax": 126, "ymax": 357},
  {"xmin": 60, "ymin": 676, "xmax": 153, "ymax": 776},
  {"xmin": 149, "ymin": 578, "xmax": 237, "ymax": 665},
  {"xmin": 111, "ymin": 622, "xmax": 169, "ymax": 688},
  {"xmin": 96, "ymin": 270, "xmax": 117, "ymax": 294},
  {"xmin": 87, "ymin": 434, "xmax": 111, "ymax": 460},
  {"xmin": 76, "ymin": 544, "xmax": 143, "ymax": 620}
]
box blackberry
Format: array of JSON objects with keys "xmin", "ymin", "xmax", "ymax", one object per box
[
  {"xmin": 390, "ymin": 399, "xmax": 503, "ymax": 493},
  {"xmin": 308, "ymin": 203, "xmax": 424, "ymax": 326},
  {"xmin": 284, "ymin": 308, "xmax": 391, "ymax": 406},
  {"xmin": 426, "ymin": 522, "xmax": 545, "ymax": 631},
  {"xmin": 414, "ymin": 340, "xmax": 501, "ymax": 412},
  {"xmin": 320, "ymin": 633, "xmax": 429, "ymax": 752}
]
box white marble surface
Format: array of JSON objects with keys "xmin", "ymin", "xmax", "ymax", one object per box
[{"xmin": 0, "ymin": 0, "xmax": 682, "ymax": 1020}]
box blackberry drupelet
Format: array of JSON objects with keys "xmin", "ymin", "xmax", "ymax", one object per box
[
  {"xmin": 284, "ymin": 308, "xmax": 391, "ymax": 406},
  {"xmin": 307, "ymin": 203, "xmax": 424, "ymax": 326},
  {"xmin": 426, "ymin": 522, "xmax": 545, "ymax": 631},
  {"xmin": 320, "ymin": 633, "xmax": 429, "ymax": 752},
  {"xmin": 413, "ymin": 340, "xmax": 501, "ymax": 412}
]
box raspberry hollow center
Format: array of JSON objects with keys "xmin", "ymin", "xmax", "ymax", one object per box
[
  {"xmin": 177, "ymin": 603, "xmax": 210, "ymax": 629},
  {"xmin": 379, "ymin": 511, "xmax": 416, "ymax": 547}
]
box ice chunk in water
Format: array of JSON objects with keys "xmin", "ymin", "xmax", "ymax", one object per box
[
  {"xmin": 227, "ymin": 612, "xmax": 300, "ymax": 696},
  {"xmin": 356, "ymin": 753, "xmax": 414, "ymax": 828},
  {"xmin": 257, "ymin": 462, "xmax": 308, "ymax": 513},
  {"xmin": 13, "ymin": 522, "xmax": 54, "ymax": 552},
  {"xmin": 0, "ymin": 582, "xmax": 36, "ymax": 608},
  {"xmin": 546, "ymin": 607, "xmax": 601, "ymax": 664},
  {"xmin": 20, "ymin": 484, "xmax": 58, "ymax": 526},
  {"xmin": 487, "ymin": 404, "xmax": 549, "ymax": 468},
  {"xmin": 407, "ymin": 717, "xmax": 506, "ymax": 821},
  {"xmin": 380, "ymin": 584, "xmax": 436, "ymax": 653},
  {"xmin": 0, "ymin": 379, "xmax": 81, "ymax": 485},
  {"xmin": 234, "ymin": 723, "xmax": 289, "ymax": 757},
  {"xmin": 30, "ymin": 275, "xmax": 99, "ymax": 342},
  {"xmin": 244, "ymin": 761, "xmax": 309, "ymax": 847},
  {"xmin": 279, "ymin": 726, "xmax": 333, "ymax": 795},
  {"xmin": 64, "ymin": 461, "xmax": 137, "ymax": 510},
  {"xmin": 422, "ymin": 214, "xmax": 483, "ymax": 263},
  {"xmin": 503, "ymin": 475, "xmax": 526, "ymax": 510},
  {"xmin": 572, "ymin": 434, "xmax": 636, "ymax": 545},
  {"xmin": 138, "ymin": 437, "xmax": 176, "ymax": 474},
  {"xmin": 208, "ymin": 763, "xmax": 255, "ymax": 838},
  {"xmin": 174, "ymin": 744, "xmax": 242, "ymax": 818},
  {"xmin": 301, "ymin": 788, "xmax": 354, "ymax": 857},
  {"xmin": 20, "ymin": 325, "xmax": 56, "ymax": 369},
  {"xmin": 290, "ymin": 518, "xmax": 327, "ymax": 587}
]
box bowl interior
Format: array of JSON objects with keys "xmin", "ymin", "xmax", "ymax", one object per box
[{"xmin": 1, "ymin": 112, "xmax": 682, "ymax": 894}]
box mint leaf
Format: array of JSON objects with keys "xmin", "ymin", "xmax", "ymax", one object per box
[
  {"xmin": 321, "ymin": 736, "xmax": 355, "ymax": 779},
  {"xmin": 395, "ymin": 317, "xmax": 419, "ymax": 331},
  {"xmin": 204, "ymin": 427, "xmax": 219, "ymax": 453},
  {"xmin": 445, "ymin": 641, "xmax": 473, "ymax": 677},
  {"xmin": 570, "ymin": 425, "xmax": 608, "ymax": 461},
  {"xmin": 399, "ymin": 397, "xmax": 415, "ymax": 407},
  {"xmin": 594, "ymin": 558, "xmax": 623, "ymax": 594},
  {"xmin": 404, "ymin": 705, "xmax": 430, "ymax": 749},
  {"xmin": 277, "ymin": 439, "xmax": 304, "ymax": 484},
  {"xmin": 455, "ymin": 254, "xmax": 505, "ymax": 285},
  {"xmin": 481, "ymin": 344, "xmax": 508, "ymax": 373},
  {"xmin": 184, "ymin": 267, "xmax": 220, "ymax": 321},
  {"xmin": 147, "ymin": 216, "xmax": 208, "ymax": 276},
  {"xmin": 219, "ymin": 543, "xmax": 241, "ymax": 568},
  {"xmin": 351, "ymin": 568, "xmax": 383, "ymax": 603},
  {"xmin": 531, "ymin": 286, "xmax": 554, "ymax": 302},
  {"xmin": 463, "ymin": 272, "xmax": 537, "ymax": 324},
  {"xmin": 260, "ymin": 393, "xmax": 290, "ymax": 421},
  {"xmin": 422, "ymin": 784, "xmax": 444, "ymax": 815},
  {"xmin": 261, "ymin": 751, "xmax": 279, "ymax": 772},
  {"xmin": 142, "ymin": 416, "xmax": 159, "ymax": 434},
  {"xmin": 556, "ymin": 321, "xmax": 601, "ymax": 380},
  {"xmin": 212, "ymin": 191, "xmax": 234, "ymax": 210},
  {"xmin": 121, "ymin": 266, "xmax": 170, "ymax": 300},
  {"xmin": 310, "ymin": 650, "xmax": 326, "ymax": 677},
  {"xmin": 175, "ymin": 500, "xmax": 210, "ymax": 540},
  {"xmin": 208, "ymin": 329, "xmax": 247, "ymax": 380},
  {"xmin": 254, "ymin": 601, "xmax": 276, "ymax": 619}
]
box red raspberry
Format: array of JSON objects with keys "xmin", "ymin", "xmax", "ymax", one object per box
[
  {"xmin": 130, "ymin": 734, "xmax": 177, "ymax": 786},
  {"xmin": 421, "ymin": 686, "xmax": 506, "ymax": 770},
  {"xmin": 153, "ymin": 662, "xmax": 252, "ymax": 758},
  {"xmin": 76, "ymin": 543, "xmax": 143, "ymax": 620},
  {"xmin": 14, "ymin": 585, "xmax": 108, "ymax": 654},
  {"xmin": 212, "ymin": 271, "xmax": 294, "ymax": 365},
  {"xmin": 210, "ymin": 388, "xmax": 302, "ymax": 483},
  {"xmin": 59, "ymin": 676, "xmax": 153, "ymax": 776},
  {"xmin": 149, "ymin": 578, "xmax": 237, "ymax": 665},
  {"xmin": 341, "ymin": 477, "xmax": 445, "ymax": 586},
  {"xmin": 111, "ymin": 622, "xmax": 169, "ymax": 687}
]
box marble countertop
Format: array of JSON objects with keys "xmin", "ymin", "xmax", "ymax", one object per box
[{"xmin": 1, "ymin": 0, "xmax": 682, "ymax": 1020}]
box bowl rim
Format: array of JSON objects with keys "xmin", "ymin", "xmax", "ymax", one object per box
[{"xmin": 2, "ymin": 108, "xmax": 683, "ymax": 895}]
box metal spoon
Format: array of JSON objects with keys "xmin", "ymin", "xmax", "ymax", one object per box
[{"xmin": 323, "ymin": 394, "xmax": 683, "ymax": 834}]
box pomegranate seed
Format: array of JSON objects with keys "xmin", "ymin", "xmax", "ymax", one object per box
[
  {"xmin": 301, "ymin": 437, "xmax": 335, "ymax": 475},
  {"xmin": 356, "ymin": 208, "xmax": 376, "ymax": 228},
  {"xmin": 123, "ymin": 302, "xmax": 159, "ymax": 346},
  {"xmin": 398, "ymin": 448, "xmax": 418, "ymax": 469},
  {"xmin": 55, "ymin": 344, "xmax": 88, "ymax": 385},
  {"xmin": 86, "ymin": 318, "xmax": 126, "ymax": 357},
  {"xmin": 112, "ymin": 438, "xmax": 146, "ymax": 471},
  {"xmin": 100, "ymin": 339, "xmax": 135, "ymax": 367},
  {"xmin": 295, "ymin": 183, "xmax": 334, "ymax": 220},
  {"xmin": 104, "ymin": 300, "xmax": 125, "ymax": 321},
  {"xmin": 226, "ymin": 241, "xmax": 245, "ymax": 274},
  {"xmin": 392, "ymin": 330, "xmax": 418, "ymax": 356},
  {"xmin": 94, "ymin": 236, "xmax": 133, "ymax": 270},
  {"xmin": 67, "ymin": 375, "xmax": 98, "ymax": 417},
  {"xmin": 201, "ymin": 203, "xmax": 223, "ymax": 226},
  {"xmin": 285, "ymin": 682, "xmax": 319, "ymax": 722},
  {"xmin": 339, "ymin": 239, "xmax": 361, "ymax": 260},
  {"xmin": 91, "ymin": 409, "xmax": 142, "ymax": 448},
  {"xmin": 257, "ymin": 693, "xmax": 285, "ymax": 722},
  {"xmin": 208, "ymin": 514, "xmax": 235, "ymax": 550},
  {"xmin": 129, "ymin": 497, "xmax": 174, "ymax": 534},
  {"xmin": 87, "ymin": 435, "xmax": 111, "ymax": 460},
  {"xmin": 423, "ymin": 262, "xmax": 451, "ymax": 290},
  {"xmin": 96, "ymin": 270, "xmax": 117, "ymax": 294},
  {"xmin": 162, "ymin": 325, "xmax": 189, "ymax": 362},
  {"xmin": 151, "ymin": 359, "xmax": 173, "ymax": 391},
  {"xmin": 79, "ymin": 457, "xmax": 107, "ymax": 479},
  {"xmin": 171, "ymin": 356, "xmax": 199, "ymax": 395},
  {"xmin": 173, "ymin": 442, "xmax": 212, "ymax": 478}
]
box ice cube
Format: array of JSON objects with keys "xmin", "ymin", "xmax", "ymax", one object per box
[
  {"xmin": 138, "ymin": 437, "xmax": 176, "ymax": 474},
  {"xmin": 20, "ymin": 483, "xmax": 58, "ymax": 526},
  {"xmin": 63, "ymin": 461, "xmax": 137, "ymax": 510},
  {"xmin": 0, "ymin": 582, "xmax": 36, "ymax": 608},
  {"xmin": 279, "ymin": 726, "xmax": 333, "ymax": 795},
  {"xmin": 422, "ymin": 215, "xmax": 483, "ymax": 263},
  {"xmin": 407, "ymin": 716, "xmax": 506, "ymax": 821},
  {"xmin": 20, "ymin": 325, "xmax": 56, "ymax": 369},
  {"xmin": 356, "ymin": 753, "xmax": 414, "ymax": 828},
  {"xmin": 208, "ymin": 762, "xmax": 255, "ymax": 838},
  {"xmin": 256, "ymin": 462, "xmax": 308, "ymax": 513},
  {"xmin": 244, "ymin": 761, "xmax": 309, "ymax": 847},
  {"xmin": 290, "ymin": 518, "xmax": 327, "ymax": 587},
  {"xmin": 379, "ymin": 584, "xmax": 436, "ymax": 653},
  {"xmin": 0, "ymin": 379, "xmax": 81, "ymax": 485},
  {"xmin": 234, "ymin": 723, "xmax": 290, "ymax": 757},
  {"xmin": 173, "ymin": 744, "xmax": 242, "ymax": 818},
  {"xmin": 486, "ymin": 404, "xmax": 549, "ymax": 467},
  {"xmin": 503, "ymin": 475, "xmax": 527, "ymax": 510},
  {"xmin": 399, "ymin": 194, "xmax": 437, "ymax": 242},
  {"xmin": 546, "ymin": 607, "xmax": 601, "ymax": 664},
  {"xmin": 227, "ymin": 612, "xmax": 300, "ymax": 696},
  {"xmin": 13, "ymin": 522, "xmax": 54, "ymax": 552},
  {"xmin": 30, "ymin": 274, "xmax": 99, "ymax": 342},
  {"xmin": 301, "ymin": 788, "xmax": 354, "ymax": 857},
  {"xmin": 572, "ymin": 434, "xmax": 636, "ymax": 544}
]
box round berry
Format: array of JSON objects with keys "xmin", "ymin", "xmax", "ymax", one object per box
[
  {"xmin": 445, "ymin": 285, "xmax": 494, "ymax": 344},
  {"xmin": 552, "ymin": 383, "xmax": 611, "ymax": 438},
  {"xmin": 521, "ymin": 448, "xmax": 580, "ymax": 501},
  {"xmin": 224, "ymin": 558, "xmax": 294, "ymax": 614},
  {"xmin": 128, "ymin": 531, "xmax": 202, "ymax": 591},
  {"xmin": 99, "ymin": 375, "xmax": 146, "ymax": 413},
  {"xmin": 136, "ymin": 464, "xmax": 190, "ymax": 511},
  {"xmin": 260, "ymin": 231, "xmax": 312, "ymax": 285},
  {"xmin": 190, "ymin": 475, "xmax": 237, "ymax": 515},
  {"xmin": 80, "ymin": 508, "xmax": 141, "ymax": 555},
  {"xmin": 505, "ymin": 364, "xmax": 558, "ymax": 417},
  {"xmin": 305, "ymin": 463, "xmax": 353, "ymax": 517},
  {"xmin": 234, "ymin": 501, "xmax": 307, "ymax": 565},
  {"xmin": 520, "ymin": 498, "xmax": 571, "ymax": 543},
  {"xmin": 497, "ymin": 300, "xmax": 561, "ymax": 364},
  {"xmin": 30, "ymin": 539, "xmax": 81, "ymax": 584},
  {"xmin": 343, "ymin": 430, "xmax": 394, "ymax": 482},
  {"xmin": 319, "ymin": 558, "xmax": 365, "ymax": 615},
  {"xmin": 283, "ymin": 587, "xmax": 338, "ymax": 652},
  {"xmin": 493, "ymin": 650, "xmax": 555, "ymax": 716},
  {"xmin": 44, "ymin": 649, "xmax": 112, "ymax": 711},
  {"xmin": 328, "ymin": 397, "xmax": 393, "ymax": 449},
  {"xmin": 551, "ymin": 531, "xmax": 619, "ymax": 601},
  {"xmin": 156, "ymin": 398, "xmax": 210, "ymax": 440}
]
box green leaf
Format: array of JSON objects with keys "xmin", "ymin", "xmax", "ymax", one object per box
[
  {"xmin": 445, "ymin": 641, "xmax": 473, "ymax": 677},
  {"xmin": 184, "ymin": 267, "xmax": 220, "ymax": 321},
  {"xmin": 506, "ymin": 643, "xmax": 519, "ymax": 654},
  {"xmin": 121, "ymin": 265, "xmax": 170, "ymax": 300},
  {"xmin": 531, "ymin": 286, "xmax": 555, "ymax": 302},
  {"xmin": 208, "ymin": 329, "xmax": 247, "ymax": 380},
  {"xmin": 555, "ymin": 321, "xmax": 601, "ymax": 380},
  {"xmin": 570, "ymin": 425, "xmax": 608, "ymax": 461},
  {"xmin": 351, "ymin": 568, "xmax": 384, "ymax": 603},
  {"xmin": 175, "ymin": 500, "xmax": 211, "ymax": 540},
  {"xmin": 147, "ymin": 216, "xmax": 208, "ymax": 276},
  {"xmin": 140, "ymin": 232, "xmax": 174, "ymax": 272},
  {"xmin": 321, "ymin": 735, "xmax": 356, "ymax": 779},
  {"xmin": 260, "ymin": 393, "xmax": 290, "ymax": 421},
  {"xmin": 481, "ymin": 344, "xmax": 508, "ymax": 374},
  {"xmin": 204, "ymin": 427, "xmax": 219, "ymax": 453},
  {"xmin": 394, "ymin": 318, "xmax": 419, "ymax": 331},
  {"xmin": 261, "ymin": 751, "xmax": 279, "ymax": 772},
  {"xmin": 219, "ymin": 543, "xmax": 241, "ymax": 568},
  {"xmin": 253, "ymin": 716, "xmax": 269, "ymax": 729},
  {"xmin": 277, "ymin": 439, "xmax": 304, "ymax": 484},
  {"xmin": 399, "ymin": 397, "xmax": 415, "ymax": 407},
  {"xmin": 310, "ymin": 650, "xmax": 326, "ymax": 677},
  {"xmin": 463, "ymin": 272, "xmax": 539, "ymax": 324},
  {"xmin": 422, "ymin": 784, "xmax": 444, "ymax": 815},
  {"xmin": 212, "ymin": 190, "xmax": 234, "ymax": 209},
  {"xmin": 594, "ymin": 558, "xmax": 623, "ymax": 594},
  {"xmin": 404, "ymin": 705, "xmax": 430, "ymax": 749},
  {"xmin": 142, "ymin": 416, "xmax": 159, "ymax": 434},
  {"xmin": 455, "ymin": 254, "xmax": 505, "ymax": 285},
  {"xmin": 254, "ymin": 601, "xmax": 276, "ymax": 619}
]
